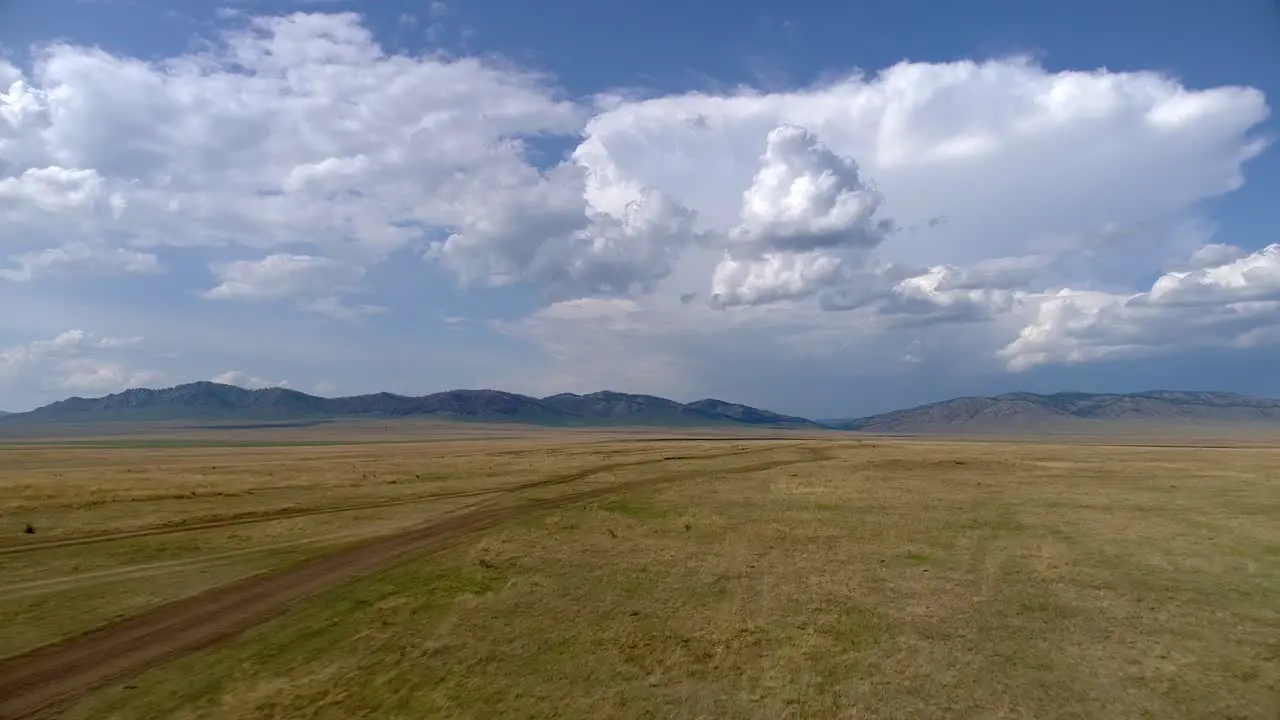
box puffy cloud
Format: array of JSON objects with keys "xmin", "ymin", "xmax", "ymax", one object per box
[
  {"xmin": 0, "ymin": 242, "xmax": 160, "ymax": 281},
  {"xmin": 0, "ymin": 167, "xmax": 106, "ymax": 211},
  {"xmin": 729, "ymin": 125, "xmax": 889, "ymax": 255},
  {"xmin": 711, "ymin": 251, "xmax": 846, "ymax": 307},
  {"xmin": 0, "ymin": 330, "xmax": 162, "ymax": 398},
  {"xmin": 0, "ymin": 12, "xmax": 581, "ymax": 267},
  {"xmin": 1147, "ymin": 244, "xmax": 1280, "ymax": 306},
  {"xmin": 204, "ymin": 254, "xmax": 361, "ymax": 301},
  {"xmin": 203, "ymin": 253, "xmax": 382, "ymax": 319},
  {"xmin": 427, "ymin": 158, "xmax": 699, "ymax": 299},
  {"xmin": 61, "ymin": 363, "xmax": 165, "ymax": 394},
  {"xmin": 502, "ymin": 55, "xmax": 1272, "ymax": 399},
  {"xmin": 1182, "ymin": 243, "xmax": 1248, "ymax": 271},
  {"xmin": 1000, "ymin": 244, "xmax": 1280, "ymax": 371},
  {"xmin": 0, "ymin": 12, "xmax": 1276, "ymax": 411},
  {"xmin": 816, "ymin": 256, "xmax": 1042, "ymax": 323},
  {"xmin": 211, "ymin": 370, "xmax": 289, "ymax": 389},
  {"xmin": 575, "ymin": 57, "xmax": 1268, "ymax": 298},
  {"xmin": 707, "ymin": 125, "xmax": 893, "ymax": 307}
]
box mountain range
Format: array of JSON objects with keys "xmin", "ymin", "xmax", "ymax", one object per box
[
  {"xmin": 824, "ymin": 390, "xmax": 1280, "ymax": 433},
  {"xmin": 2, "ymin": 384, "xmax": 1279, "ymax": 433},
  {"xmin": 0, "ymin": 382, "xmax": 820, "ymax": 429}
]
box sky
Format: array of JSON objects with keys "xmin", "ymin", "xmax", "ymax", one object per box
[{"xmin": 0, "ymin": 0, "xmax": 1278, "ymax": 418}]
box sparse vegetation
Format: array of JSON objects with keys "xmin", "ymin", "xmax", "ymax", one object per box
[{"xmin": 1, "ymin": 429, "xmax": 1277, "ymax": 718}]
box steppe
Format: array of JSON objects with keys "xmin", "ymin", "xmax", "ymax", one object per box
[{"xmin": 0, "ymin": 422, "xmax": 1276, "ymax": 718}]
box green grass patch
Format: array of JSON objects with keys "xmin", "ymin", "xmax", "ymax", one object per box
[{"xmin": 598, "ymin": 498, "xmax": 670, "ymax": 519}]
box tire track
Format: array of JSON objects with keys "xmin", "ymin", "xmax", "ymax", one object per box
[
  {"xmin": 0, "ymin": 526, "xmax": 402, "ymax": 601},
  {"xmin": 0, "ymin": 444, "xmax": 823, "ymax": 720},
  {"xmin": 0, "ymin": 445, "xmax": 777, "ymax": 557}
]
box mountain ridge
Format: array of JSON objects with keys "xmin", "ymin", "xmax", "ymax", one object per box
[
  {"xmin": 4, "ymin": 384, "xmax": 1280, "ymax": 432},
  {"xmin": 0, "ymin": 382, "xmax": 823, "ymax": 429},
  {"xmin": 826, "ymin": 390, "xmax": 1280, "ymax": 433}
]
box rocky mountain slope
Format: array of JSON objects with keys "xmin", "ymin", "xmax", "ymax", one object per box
[
  {"xmin": 826, "ymin": 391, "xmax": 1280, "ymax": 433},
  {"xmin": 1, "ymin": 382, "xmax": 818, "ymax": 428},
  {"xmin": 7, "ymin": 384, "xmax": 1279, "ymax": 433}
]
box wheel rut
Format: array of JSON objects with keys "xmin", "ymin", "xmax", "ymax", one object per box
[
  {"xmin": 0, "ymin": 443, "xmax": 824, "ymax": 719},
  {"xmin": 0, "ymin": 445, "xmax": 770, "ymax": 557}
]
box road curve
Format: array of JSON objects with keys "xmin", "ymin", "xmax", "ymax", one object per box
[
  {"xmin": 0, "ymin": 448, "xmax": 765, "ymax": 557},
  {"xmin": 0, "ymin": 444, "xmax": 820, "ymax": 719}
]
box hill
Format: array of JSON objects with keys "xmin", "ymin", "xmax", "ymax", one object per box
[
  {"xmin": 826, "ymin": 390, "xmax": 1280, "ymax": 433},
  {"xmin": 10, "ymin": 385, "xmax": 1280, "ymax": 434},
  {"xmin": 0, "ymin": 382, "xmax": 817, "ymax": 429},
  {"xmin": 684, "ymin": 398, "xmax": 819, "ymax": 428}
]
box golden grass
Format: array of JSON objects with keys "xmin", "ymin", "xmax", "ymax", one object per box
[
  {"xmin": 0, "ymin": 434, "xmax": 779, "ymax": 658},
  {"xmin": 4, "ymin": 430, "xmax": 1278, "ymax": 718}
]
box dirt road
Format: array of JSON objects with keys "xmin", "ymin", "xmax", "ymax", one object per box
[
  {"xmin": 0, "ymin": 444, "xmax": 821, "ymax": 719},
  {"xmin": 0, "ymin": 446, "xmax": 765, "ymax": 557}
]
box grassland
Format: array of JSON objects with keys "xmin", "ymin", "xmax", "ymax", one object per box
[{"xmin": 1, "ymin": 428, "xmax": 1277, "ymax": 718}]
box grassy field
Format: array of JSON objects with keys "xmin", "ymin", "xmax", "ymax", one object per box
[{"xmin": 2, "ymin": 430, "xmax": 1278, "ymax": 718}]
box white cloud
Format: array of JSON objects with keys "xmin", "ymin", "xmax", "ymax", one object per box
[
  {"xmin": 711, "ymin": 251, "xmax": 846, "ymax": 307},
  {"xmin": 0, "ymin": 330, "xmax": 163, "ymax": 398},
  {"xmin": 729, "ymin": 125, "xmax": 889, "ymax": 254},
  {"xmin": 211, "ymin": 370, "xmax": 289, "ymax": 389},
  {"xmin": 0, "ymin": 12, "xmax": 580, "ymax": 265},
  {"xmin": 502, "ymin": 55, "xmax": 1271, "ymax": 397},
  {"xmin": 1147, "ymin": 243, "xmax": 1280, "ymax": 306},
  {"xmin": 1000, "ymin": 244, "xmax": 1280, "ymax": 371},
  {"xmin": 204, "ymin": 253, "xmax": 361, "ymax": 301},
  {"xmin": 426, "ymin": 161, "xmax": 699, "ymax": 298},
  {"xmin": 0, "ymin": 12, "xmax": 1276, "ymax": 412},
  {"xmin": 0, "ymin": 166, "xmax": 105, "ymax": 210},
  {"xmin": 61, "ymin": 363, "xmax": 165, "ymax": 393},
  {"xmin": 706, "ymin": 125, "xmax": 893, "ymax": 307},
  {"xmin": 301, "ymin": 295, "xmax": 388, "ymax": 322},
  {"xmin": 203, "ymin": 253, "xmax": 384, "ymax": 319},
  {"xmin": 1183, "ymin": 243, "xmax": 1248, "ymax": 271},
  {"xmin": 0, "ymin": 242, "xmax": 160, "ymax": 281},
  {"xmin": 574, "ymin": 57, "xmax": 1267, "ymax": 294}
]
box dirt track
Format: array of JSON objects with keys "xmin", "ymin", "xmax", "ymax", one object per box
[
  {"xmin": 0, "ymin": 447, "xmax": 765, "ymax": 557},
  {"xmin": 0, "ymin": 444, "xmax": 821, "ymax": 719}
]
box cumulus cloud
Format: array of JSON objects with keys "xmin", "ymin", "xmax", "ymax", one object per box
[
  {"xmin": 0, "ymin": 166, "xmax": 106, "ymax": 210},
  {"xmin": 575, "ymin": 57, "xmax": 1268, "ymax": 295},
  {"xmin": 706, "ymin": 125, "xmax": 894, "ymax": 307},
  {"xmin": 427, "ymin": 158, "xmax": 699, "ymax": 298},
  {"xmin": 203, "ymin": 253, "xmax": 383, "ymax": 319},
  {"xmin": 61, "ymin": 363, "xmax": 165, "ymax": 394},
  {"xmin": 1146, "ymin": 244, "xmax": 1280, "ymax": 306},
  {"xmin": 1001, "ymin": 244, "xmax": 1280, "ymax": 371},
  {"xmin": 211, "ymin": 370, "xmax": 289, "ymax": 389},
  {"xmin": 0, "ymin": 11, "xmax": 1275, "ymax": 410},
  {"xmin": 0, "ymin": 330, "xmax": 162, "ymax": 399},
  {"xmin": 0, "ymin": 12, "xmax": 580, "ymax": 266},
  {"xmin": 507, "ymin": 54, "xmax": 1271, "ymax": 396},
  {"xmin": 205, "ymin": 254, "xmax": 360, "ymax": 300},
  {"xmin": 0, "ymin": 242, "xmax": 160, "ymax": 281},
  {"xmin": 729, "ymin": 125, "xmax": 889, "ymax": 255},
  {"xmin": 711, "ymin": 251, "xmax": 846, "ymax": 307}
]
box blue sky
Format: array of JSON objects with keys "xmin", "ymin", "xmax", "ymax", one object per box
[{"xmin": 0, "ymin": 0, "xmax": 1278, "ymax": 416}]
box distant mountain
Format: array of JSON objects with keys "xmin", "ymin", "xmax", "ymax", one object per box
[
  {"xmin": 13, "ymin": 384, "xmax": 1278, "ymax": 434},
  {"xmin": 0, "ymin": 382, "xmax": 816, "ymax": 429},
  {"xmin": 542, "ymin": 391, "xmax": 717, "ymax": 425},
  {"xmin": 685, "ymin": 398, "xmax": 820, "ymax": 428},
  {"xmin": 826, "ymin": 391, "xmax": 1280, "ymax": 433}
]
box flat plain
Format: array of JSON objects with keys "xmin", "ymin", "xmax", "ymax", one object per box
[{"xmin": 0, "ymin": 424, "xmax": 1277, "ymax": 718}]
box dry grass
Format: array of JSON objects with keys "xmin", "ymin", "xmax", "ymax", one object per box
[
  {"xmin": 4, "ymin": 430, "xmax": 1279, "ymax": 718},
  {"xmin": 0, "ymin": 432, "xmax": 778, "ymax": 658}
]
